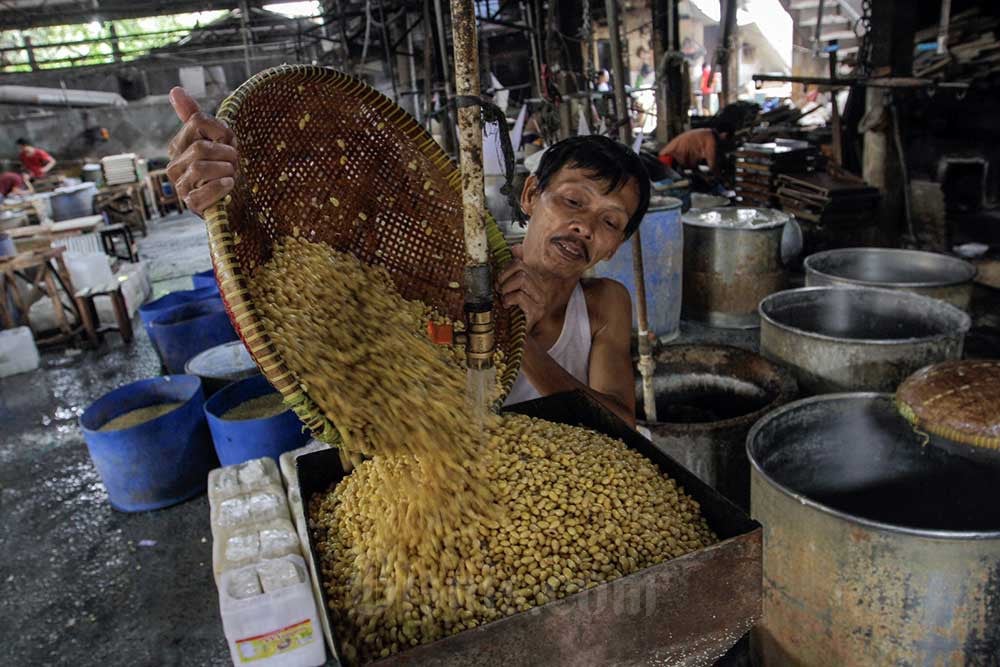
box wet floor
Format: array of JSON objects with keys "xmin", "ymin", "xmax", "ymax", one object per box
[{"xmin": 0, "ymin": 212, "xmax": 230, "ymax": 666}]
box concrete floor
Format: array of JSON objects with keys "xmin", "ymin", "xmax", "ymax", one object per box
[{"xmin": 0, "ymin": 212, "xmax": 231, "ymax": 666}]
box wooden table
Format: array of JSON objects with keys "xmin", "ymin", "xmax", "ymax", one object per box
[
  {"xmin": 97, "ymin": 183, "xmax": 149, "ymax": 236},
  {"xmin": 0, "ymin": 247, "xmax": 85, "ymax": 347}
]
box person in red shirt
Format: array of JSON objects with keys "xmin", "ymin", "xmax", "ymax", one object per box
[
  {"xmin": 16, "ymin": 138, "xmax": 56, "ymax": 179},
  {"xmin": 0, "ymin": 171, "xmax": 30, "ymax": 197}
]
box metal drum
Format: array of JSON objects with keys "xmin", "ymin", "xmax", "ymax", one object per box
[
  {"xmin": 637, "ymin": 344, "xmax": 797, "ymax": 509},
  {"xmin": 804, "ymin": 247, "xmax": 977, "ymax": 311},
  {"xmin": 747, "ymin": 393, "xmax": 1000, "ymax": 665},
  {"xmin": 682, "ymin": 207, "xmax": 789, "ymax": 329},
  {"xmin": 759, "ymin": 286, "xmax": 970, "ymax": 394}
]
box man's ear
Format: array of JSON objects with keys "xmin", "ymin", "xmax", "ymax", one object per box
[{"xmin": 520, "ymin": 174, "xmax": 539, "ymax": 218}]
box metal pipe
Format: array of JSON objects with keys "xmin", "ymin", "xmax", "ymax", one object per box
[
  {"xmin": 450, "ymin": 0, "xmax": 495, "ymax": 380},
  {"xmin": 936, "ymin": 0, "xmax": 952, "ymax": 55},
  {"xmin": 238, "ymin": 0, "xmax": 252, "ymax": 79},
  {"xmin": 521, "ymin": 0, "xmax": 544, "ymax": 98},
  {"xmin": 606, "ymin": 0, "xmax": 656, "ymax": 423},
  {"xmin": 719, "ymin": 0, "xmax": 738, "ymax": 105},
  {"xmin": 407, "ymin": 14, "xmax": 421, "ymax": 122},
  {"xmin": 376, "ymin": 0, "xmax": 399, "ymax": 103},
  {"xmin": 423, "ymin": 0, "xmax": 435, "ymax": 130},
  {"xmin": 0, "ymin": 85, "xmax": 126, "ymax": 107},
  {"xmin": 433, "ymin": 0, "xmax": 458, "ymax": 152},
  {"xmin": 828, "ymin": 48, "xmax": 842, "ymax": 166},
  {"xmin": 813, "ymin": 0, "xmax": 826, "ymax": 51}
]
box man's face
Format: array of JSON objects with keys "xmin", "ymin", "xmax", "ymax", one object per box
[{"xmin": 519, "ymin": 166, "xmax": 639, "ymax": 280}]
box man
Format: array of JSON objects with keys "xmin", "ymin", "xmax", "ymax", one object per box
[
  {"xmin": 0, "ymin": 171, "xmax": 30, "ymax": 197},
  {"xmin": 165, "ymin": 88, "xmax": 649, "ymax": 426},
  {"xmin": 657, "ymin": 123, "xmax": 732, "ymax": 182},
  {"xmin": 16, "ymin": 138, "xmax": 56, "ymax": 179}
]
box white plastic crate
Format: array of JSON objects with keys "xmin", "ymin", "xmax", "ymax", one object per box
[{"xmin": 0, "ymin": 326, "xmax": 40, "ymax": 378}]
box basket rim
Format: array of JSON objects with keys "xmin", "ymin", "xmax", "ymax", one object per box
[{"xmin": 203, "ymin": 64, "xmax": 526, "ymax": 444}]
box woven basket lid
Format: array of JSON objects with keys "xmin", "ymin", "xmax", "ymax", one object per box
[
  {"xmin": 895, "ymin": 359, "xmax": 1000, "ymax": 451},
  {"xmin": 203, "ymin": 65, "xmax": 525, "ymax": 442}
]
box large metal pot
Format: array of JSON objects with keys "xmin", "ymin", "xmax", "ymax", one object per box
[
  {"xmin": 759, "ymin": 286, "xmax": 970, "ymax": 394},
  {"xmin": 804, "ymin": 247, "xmax": 977, "ymax": 311},
  {"xmin": 682, "ymin": 207, "xmax": 789, "ymax": 329},
  {"xmin": 637, "ymin": 344, "xmax": 797, "ymax": 509},
  {"xmin": 747, "ymin": 393, "xmax": 1000, "ymax": 666}
]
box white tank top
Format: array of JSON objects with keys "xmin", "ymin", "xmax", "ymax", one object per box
[{"xmin": 503, "ymin": 282, "xmax": 592, "ymax": 406}]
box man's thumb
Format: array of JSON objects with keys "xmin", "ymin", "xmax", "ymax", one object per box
[{"xmin": 169, "ymin": 87, "xmax": 200, "ymax": 123}]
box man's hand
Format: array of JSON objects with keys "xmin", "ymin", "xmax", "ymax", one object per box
[
  {"xmin": 166, "ymin": 87, "xmax": 239, "ymax": 216},
  {"xmin": 498, "ymin": 244, "xmax": 547, "ymax": 332}
]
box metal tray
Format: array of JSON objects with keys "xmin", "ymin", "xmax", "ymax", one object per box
[{"xmin": 296, "ymin": 390, "xmax": 762, "ymax": 666}]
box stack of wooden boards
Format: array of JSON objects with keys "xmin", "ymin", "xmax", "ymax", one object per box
[
  {"xmin": 734, "ymin": 141, "xmax": 817, "ymax": 207},
  {"xmin": 913, "ymin": 8, "xmax": 1000, "ymax": 85},
  {"xmin": 776, "ymin": 172, "xmax": 881, "ymax": 253}
]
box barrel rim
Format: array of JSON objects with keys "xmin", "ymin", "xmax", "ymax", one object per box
[
  {"xmin": 79, "ymin": 374, "xmax": 203, "ymax": 433},
  {"xmin": 804, "ymin": 247, "xmax": 978, "ymax": 289},
  {"xmin": 646, "ymin": 196, "xmax": 683, "ymax": 213},
  {"xmin": 746, "ymin": 391, "xmax": 1000, "ymax": 540},
  {"xmin": 204, "ymin": 373, "xmax": 290, "ymax": 422},
  {"xmin": 184, "ymin": 340, "xmax": 259, "ymax": 380},
  {"xmin": 681, "ymin": 206, "xmax": 789, "ymax": 230},
  {"xmin": 758, "ymin": 286, "xmax": 972, "ymax": 346},
  {"xmin": 637, "ymin": 343, "xmax": 798, "ymax": 432}
]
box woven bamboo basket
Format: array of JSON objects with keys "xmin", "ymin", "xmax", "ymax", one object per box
[{"xmin": 203, "ymin": 65, "xmax": 525, "ymax": 443}]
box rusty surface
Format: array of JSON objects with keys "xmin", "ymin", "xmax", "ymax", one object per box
[
  {"xmin": 748, "ymin": 394, "xmax": 1000, "ymax": 665},
  {"xmin": 681, "ymin": 223, "xmax": 786, "ymax": 328},
  {"xmin": 298, "ymin": 390, "xmax": 763, "ymax": 666},
  {"xmin": 638, "ymin": 345, "xmax": 798, "ymax": 510}
]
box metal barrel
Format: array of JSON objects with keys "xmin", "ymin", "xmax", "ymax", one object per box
[
  {"xmin": 759, "ymin": 286, "xmax": 970, "ymax": 394},
  {"xmin": 804, "ymin": 247, "xmax": 977, "ymax": 311},
  {"xmin": 79, "ymin": 375, "xmax": 217, "ymax": 512},
  {"xmin": 681, "ymin": 207, "xmax": 788, "ymax": 329},
  {"xmin": 637, "ymin": 344, "xmax": 797, "ymax": 510},
  {"xmin": 747, "ymin": 393, "xmax": 1000, "ymax": 665}
]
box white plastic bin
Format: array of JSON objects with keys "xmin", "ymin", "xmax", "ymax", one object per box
[
  {"xmin": 0, "ymin": 326, "xmax": 40, "ymax": 378},
  {"xmin": 219, "ymin": 555, "xmax": 326, "ymax": 667},
  {"xmin": 64, "ymin": 252, "xmax": 113, "ymax": 291}
]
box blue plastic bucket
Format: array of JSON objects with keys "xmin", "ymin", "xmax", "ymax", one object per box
[
  {"xmin": 79, "ymin": 375, "xmax": 217, "ymax": 512},
  {"xmin": 204, "ymin": 375, "xmax": 309, "ymax": 466},
  {"xmin": 594, "ymin": 196, "xmax": 684, "ymax": 341},
  {"xmin": 147, "ymin": 300, "xmax": 238, "ymax": 374},
  {"xmin": 138, "ymin": 287, "xmax": 220, "ymax": 330},
  {"xmin": 191, "ymin": 268, "xmax": 219, "ymax": 292}
]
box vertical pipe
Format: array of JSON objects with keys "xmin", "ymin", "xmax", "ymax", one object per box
[
  {"xmin": 238, "ymin": 0, "xmax": 252, "ymax": 80},
  {"xmin": 522, "ymin": 0, "xmax": 544, "ymax": 98},
  {"xmin": 107, "ymin": 22, "xmax": 122, "ymax": 63},
  {"xmin": 936, "ymin": 0, "xmax": 952, "ymax": 55},
  {"xmin": 433, "ymin": 0, "xmax": 458, "ymax": 152},
  {"xmin": 719, "ymin": 0, "xmax": 737, "ymax": 105},
  {"xmin": 423, "ymin": 0, "xmax": 435, "ymax": 129},
  {"xmin": 828, "ymin": 48, "xmax": 842, "ymax": 166},
  {"xmin": 813, "ymin": 0, "xmax": 826, "ymax": 51},
  {"xmin": 606, "ymin": 0, "xmax": 656, "ymax": 423},
  {"xmin": 377, "ymin": 0, "xmax": 399, "ymax": 102},
  {"xmin": 21, "ymin": 34, "xmax": 38, "ymax": 72},
  {"xmin": 450, "ymin": 0, "xmax": 495, "ymax": 385},
  {"xmin": 407, "ymin": 17, "xmax": 422, "ymax": 122}
]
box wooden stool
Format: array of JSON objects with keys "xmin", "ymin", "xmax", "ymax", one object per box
[
  {"xmin": 74, "ymin": 282, "xmax": 134, "ymax": 346},
  {"xmin": 100, "ymin": 223, "xmax": 138, "ymax": 263},
  {"xmin": 0, "ymin": 247, "xmax": 86, "ymax": 347}
]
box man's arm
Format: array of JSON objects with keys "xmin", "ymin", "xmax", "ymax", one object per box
[
  {"xmin": 517, "ymin": 280, "xmax": 636, "ymax": 427},
  {"xmin": 39, "ymin": 150, "xmax": 56, "ymax": 174}
]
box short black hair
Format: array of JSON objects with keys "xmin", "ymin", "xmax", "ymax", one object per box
[
  {"xmin": 534, "ymin": 135, "xmax": 651, "ymax": 239},
  {"xmin": 15, "ymin": 138, "xmax": 29, "ymax": 146}
]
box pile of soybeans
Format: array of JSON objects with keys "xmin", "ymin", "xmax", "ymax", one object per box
[{"xmin": 249, "ymin": 237, "xmax": 717, "ymax": 665}]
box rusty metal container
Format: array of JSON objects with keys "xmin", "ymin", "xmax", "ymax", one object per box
[
  {"xmin": 804, "ymin": 247, "xmax": 977, "ymax": 311},
  {"xmin": 759, "ymin": 286, "xmax": 970, "ymax": 394},
  {"xmin": 747, "ymin": 393, "xmax": 1000, "ymax": 666},
  {"xmin": 636, "ymin": 345, "xmax": 797, "ymax": 510},
  {"xmin": 298, "ymin": 390, "xmax": 763, "ymax": 666},
  {"xmin": 681, "ymin": 207, "xmax": 789, "ymax": 329}
]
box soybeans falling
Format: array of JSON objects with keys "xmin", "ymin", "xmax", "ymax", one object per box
[{"xmin": 249, "ymin": 237, "xmax": 718, "ymax": 666}]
